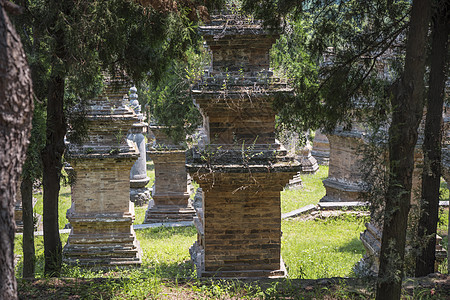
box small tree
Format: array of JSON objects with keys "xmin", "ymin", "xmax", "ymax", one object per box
[
  {"xmin": 142, "ymin": 46, "xmax": 205, "ymax": 144},
  {"xmin": 14, "ymin": 0, "xmax": 224, "ymax": 276}
]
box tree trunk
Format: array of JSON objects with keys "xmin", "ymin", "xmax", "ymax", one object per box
[
  {"xmin": 41, "ymin": 68, "xmax": 65, "ymax": 276},
  {"xmin": 21, "ymin": 176, "xmax": 35, "ymax": 278},
  {"xmin": 0, "ymin": 1, "xmax": 34, "ymax": 299},
  {"xmin": 375, "ymin": 0, "xmax": 430, "ymax": 299},
  {"xmin": 415, "ymin": 1, "xmax": 449, "ymax": 277}
]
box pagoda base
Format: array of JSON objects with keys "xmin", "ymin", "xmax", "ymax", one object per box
[
  {"xmin": 320, "ymin": 178, "xmax": 365, "ymax": 202},
  {"xmin": 187, "ymin": 166, "xmax": 299, "ymax": 280},
  {"xmin": 130, "ymin": 177, "xmax": 151, "ymax": 206},
  {"xmin": 300, "ymin": 155, "xmax": 319, "ymax": 174},
  {"xmin": 144, "ymin": 204, "xmax": 196, "ymax": 223},
  {"xmin": 358, "ymin": 221, "xmax": 447, "ymax": 276},
  {"xmin": 311, "ymin": 153, "xmax": 329, "ymax": 166},
  {"xmin": 286, "ymin": 172, "xmax": 303, "ymax": 189},
  {"xmin": 63, "ymin": 205, "xmax": 142, "ymax": 268},
  {"xmin": 190, "ymin": 241, "xmax": 287, "ymax": 279}
]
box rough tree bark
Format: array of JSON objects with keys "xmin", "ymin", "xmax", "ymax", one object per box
[
  {"xmin": 375, "ymin": 0, "xmax": 431, "ymax": 299},
  {"xmin": 0, "ymin": 1, "xmax": 34, "ymax": 298},
  {"xmin": 415, "ymin": 1, "xmax": 450, "ymax": 277},
  {"xmin": 21, "ymin": 176, "xmax": 35, "ymax": 278}
]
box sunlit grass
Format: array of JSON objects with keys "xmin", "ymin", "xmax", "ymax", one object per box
[
  {"xmin": 282, "ymin": 215, "xmax": 368, "ymax": 279},
  {"xmin": 15, "ymin": 158, "xmax": 450, "ymax": 299},
  {"xmin": 281, "ymin": 165, "xmax": 328, "ymax": 214}
]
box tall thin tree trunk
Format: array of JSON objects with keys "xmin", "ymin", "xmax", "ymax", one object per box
[
  {"xmin": 415, "ymin": 1, "xmax": 449, "ymax": 277},
  {"xmin": 41, "ymin": 69, "xmax": 65, "ymax": 276},
  {"xmin": 375, "ymin": 0, "xmax": 430, "ymax": 299},
  {"xmin": 21, "ymin": 176, "xmax": 35, "ymax": 278},
  {"xmin": 0, "ymin": 1, "xmax": 33, "ymax": 298}
]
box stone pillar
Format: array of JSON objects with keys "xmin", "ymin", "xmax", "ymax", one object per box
[
  {"xmin": 144, "ymin": 126, "xmax": 195, "ymax": 223},
  {"xmin": 14, "ymin": 179, "xmax": 23, "ymax": 232},
  {"xmin": 187, "ymin": 13, "xmax": 300, "ymax": 278},
  {"xmin": 320, "ymin": 125, "xmax": 367, "ymax": 202},
  {"xmin": 127, "ymin": 87, "xmax": 150, "ymax": 206},
  {"xmin": 63, "ymin": 77, "xmax": 142, "ymax": 267},
  {"xmin": 312, "ymin": 129, "xmax": 330, "ymax": 165}
]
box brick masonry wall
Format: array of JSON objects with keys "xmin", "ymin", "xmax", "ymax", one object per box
[
  {"xmin": 151, "ymin": 151, "xmax": 188, "ymax": 204},
  {"xmin": 71, "ymin": 159, "xmax": 136, "ymax": 214},
  {"xmin": 193, "ymin": 171, "xmax": 294, "ymax": 273}
]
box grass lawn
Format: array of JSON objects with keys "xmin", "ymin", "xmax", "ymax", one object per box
[
  {"xmin": 14, "ymin": 164, "xmax": 450, "ymax": 299},
  {"xmin": 281, "ymin": 166, "xmax": 329, "ymax": 214},
  {"xmin": 282, "ymin": 215, "xmax": 368, "ymax": 279}
]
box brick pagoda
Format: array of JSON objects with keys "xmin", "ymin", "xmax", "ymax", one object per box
[
  {"xmin": 187, "ymin": 13, "xmax": 301, "ymax": 278},
  {"xmin": 63, "ymin": 77, "xmax": 142, "ymax": 267},
  {"xmin": 144, "ymin": 125, "xmax": 195, "ymax": 223}
]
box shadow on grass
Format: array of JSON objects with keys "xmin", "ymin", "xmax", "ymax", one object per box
[
  {"xmin": 142, "ymin": 260, "xmax": 195, "ymax": 279},
  {"xmin": 146, "ymin": 163, "xmax": 154, "ymax": 171},
  {"xmin": 18, "ymin": 278, "xmax": 121, "ymax": 300},
  {"xmin": 337, "ymin": 237, "xmax": 365, "ymax": 254}
]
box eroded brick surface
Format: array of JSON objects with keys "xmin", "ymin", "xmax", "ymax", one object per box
[
  {"xmin": 145, "ymin": 129, "xmax": 195, "ymax": 223},
  {"xmin": 63, "ymin": 77, "xmax": 142, "ymax": 267},
  {"xmin": 187, "ymin": 13, "xmax": 300, "ymax": 278}
]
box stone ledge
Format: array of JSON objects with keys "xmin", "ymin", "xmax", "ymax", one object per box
[
  {"xmin": 281, "ymin": 204, "xmax": 316, "ymax": 219},
  {"xmin": 187, "ymin": 163, "xmax": 301, "ymax": 174},
  {"xmin": 318, "ymin": 201, "xmax": 369, "ymax": 210},
  {"xmin": 322, "ymin": 178, "xmax": 366, "ymax": 193}
]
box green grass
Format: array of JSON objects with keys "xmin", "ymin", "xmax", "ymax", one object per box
[
  {"xmin": 281, "ymin": 165, "xmax": 328, "ymax": 214},
  {"xmin": 14, "ymin": 161, "xmax": 450, "ymax": 299},
  {"xmin": 32, "ymin": 184, "xmax": 72, "ymax": 230},
  {"xmin": 282, "ymin": 215, "xmax": 368, "ymax": 279},
  {"xmin": 134, "ymin": 161, "xmax": 156, "ymax": 224}
]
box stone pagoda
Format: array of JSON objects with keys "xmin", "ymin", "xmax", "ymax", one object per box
[
  {"xmin": 187, "ymin": 13, "xmax": 301, "ymax": 278},
  {"xmin": 144, "ymin": 125, "xmax": 195, "ymax": 223},
  {"xmin": 127, "ymin": 86, "xmax": 151, "ymax": 206},
  {"xmin": 312, "ymin": 129, "xmax": 330, "ymax": 165},
  {"xmin": 299, "ymin": 141, "xmax": 319, "ymax": 174},
  {"xmin": 14, "ymin": 180, "xmax": 23, "ymax": 232},
  {"xmin": 320, "ymin": 124, "xmax": 368, "ymax": 202},
  {"xmin": 63, "ymin": 76, "xmax": 142, "ymax": 267}
]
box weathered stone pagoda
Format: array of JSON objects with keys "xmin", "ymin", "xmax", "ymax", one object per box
[
  {"xmin": 312, "ymin": 130, "xmax": 330, "ymax": 165},
  {"xmin": 63, "ymin": 77, "xmax": 142, "ymax": 267},
  {"xmin": 299, "ymin": 141, "xmax": 319, "ymax": 174},
  {"xmin": 187, "ymin": 13, "xmax": 301, "ymax": 278},
  {"xmin": 320, "ymin": 125, "xmax": 368, "ymax": 202},
  {"xmin": 127, "ymin": 87, "xmax": 151, "ymax": 206},
  {"xmin": 144, "ymin": 125, "xmax": 195, "ymax": 223}
]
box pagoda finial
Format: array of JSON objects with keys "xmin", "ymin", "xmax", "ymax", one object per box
[{"xmin": 129, "ymin": 86, "xmax": 143, "ymax": 121}]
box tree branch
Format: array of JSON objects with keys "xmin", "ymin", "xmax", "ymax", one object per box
[{"xmin": 0, "ymin": 0, "xmax": 24, "ymax": 15}]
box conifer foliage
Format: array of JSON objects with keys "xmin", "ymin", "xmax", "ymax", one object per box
[{"xmin": 13, "ymin": 0, "xmax": 220, "ymax": 277}]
